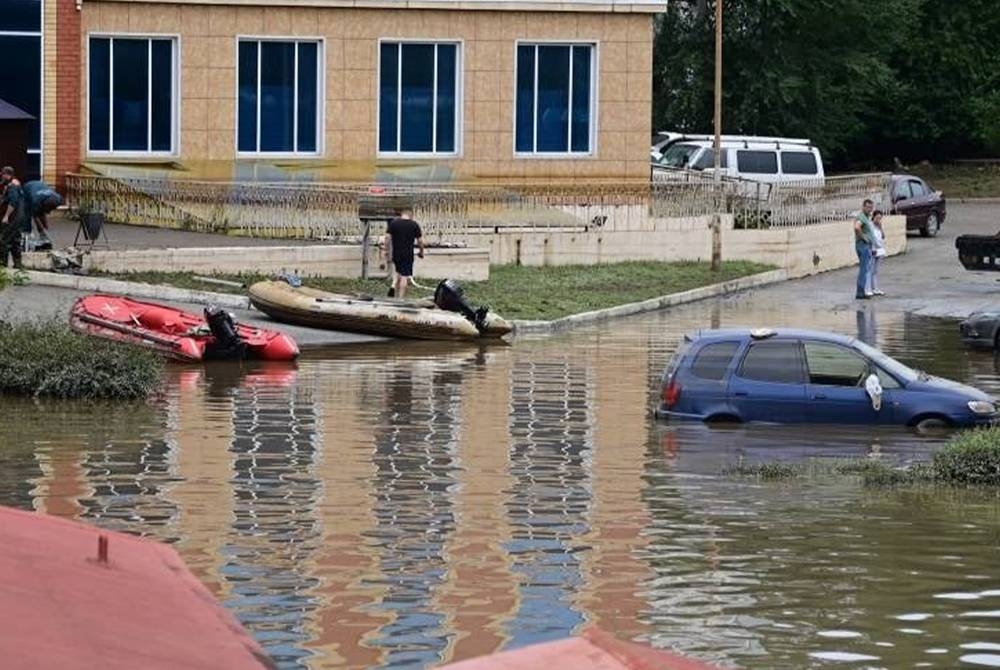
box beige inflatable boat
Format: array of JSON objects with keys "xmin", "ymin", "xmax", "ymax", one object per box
[{"xmin": 248, "ymin": 280, "xmax": 513, "ymax": 340}]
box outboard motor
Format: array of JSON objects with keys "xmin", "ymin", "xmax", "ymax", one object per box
[
  {"xmin": 203, "ymin": 305, "xmax": 247, "ymax": 360},
  {"xmin": 434, "ymin": 279, "xmax": 490, "ymax": 334}
]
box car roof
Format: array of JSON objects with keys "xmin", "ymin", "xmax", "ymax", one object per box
[
  {"xmin": 686, "ymin": 328, "xmax": 858, "ymax": 346},
  {"xmin": 672, "ymin": 139, "xmax": 819, "ymax": 152}
]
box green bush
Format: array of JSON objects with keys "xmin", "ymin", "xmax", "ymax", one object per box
[
  {"xmin": 0, "ymin": 322, "xmax": 163, "ymax": 400},
  {"xmin": 723, "ymin": 459, "xmax": 799, "ymax": 480},
  {"xmin": 933, "ymin": 429, "xmax": 1000, "ymax": 486}
]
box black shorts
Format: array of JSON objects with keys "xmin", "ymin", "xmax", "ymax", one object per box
[{"xmin": 393, "ymin": 257, "xmax": 414, "ymax": 277}]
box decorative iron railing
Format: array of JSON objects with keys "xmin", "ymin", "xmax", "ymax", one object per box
[{"xmin": 64, "ymin": 171, "xmax": 892, "ymax": 239}]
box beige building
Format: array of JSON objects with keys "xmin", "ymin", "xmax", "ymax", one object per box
[{"xmin": 35, "ymin": 0, "xmax": 664, "ymax": 186}]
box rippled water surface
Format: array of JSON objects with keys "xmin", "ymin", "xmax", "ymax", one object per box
[{"xmin": 2, "ymin": 294, "xmax": 999, "ymax": 669}]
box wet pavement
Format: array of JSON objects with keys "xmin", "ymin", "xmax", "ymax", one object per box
[{"xmin": 0, "ymin": 203, "xmax": 999, "ymax": 669}]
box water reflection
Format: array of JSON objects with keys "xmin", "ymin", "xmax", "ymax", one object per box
[{"xmin": 1, "ymin": 300, "xmax": 999, "ymax": 669}]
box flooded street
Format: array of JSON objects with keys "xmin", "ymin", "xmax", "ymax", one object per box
[{"xmin": 3, "ymin": 282, "xmax": 1000, "ymax": 669}]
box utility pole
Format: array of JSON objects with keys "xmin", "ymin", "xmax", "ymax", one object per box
[{"xmin": 710, "ymin": 0, "xmax": 723, "ymax": 272}]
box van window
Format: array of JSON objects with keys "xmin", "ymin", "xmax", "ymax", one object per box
[
  {"xmin": 738, "ymin": 341, "xmax": 803, "ymax": 384},
  {"xmin": 894, "ymin": 180, "xmax": 912, "ymax": 200},
  {"xmin": 736, "ymin": 150, "xmax": 778, "ymax": 174},
  {"xmin": 909, "ymin": 180, "xmax": 926, "ymax": 197},
  {"xmin": 691, "ymin": 341, "xmax": 739, "ymax": 380},
  {"xmin": 780, "ymin": 151, "xmax": 818, "ymax": 175},
  {"xmin": 659, "ymin": 143, "xmax": 700, "ymax": 168},
  {"xmin": 692, "ymin": 148, "xmax": 728, "ymax": 170}
]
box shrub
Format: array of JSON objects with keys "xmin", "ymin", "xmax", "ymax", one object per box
[
  {"xmin": 0, "ymin": 322, "xmax": 163, "ymax": 400},
  {"xmin": 723, "ymin": 459, "xmax": 799, "ymax": 480},
  {"xmin": 933, "ymin": 429, "xmax": 1000, "ymax": 486}
]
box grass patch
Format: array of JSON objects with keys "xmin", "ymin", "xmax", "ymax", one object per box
[
  {"xmin": 99, "ymin": 260, "xmax": 774, "ymax": 321},
  {"xmin": 908, "ymin": 162, "xmax": 1000, "ymax": 199},
  {"xmin": 0, "ymin": 267, "xmax": 28, "ymax": 290},
  {"xmin": 0, "ymin": 321, "xmax": 163, "ymax": 399},
  {"xmin": 933, "ymin": 427, "xmax": 1000, "ymax": 485},
  {"xmin": 723, "ymin": 430, "xmax": 1000, "ymax": 488}
]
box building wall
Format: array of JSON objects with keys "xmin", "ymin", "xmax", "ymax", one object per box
[{"xmin": 79, "ymin": 2, "xmax": 653, "ymax": 181}]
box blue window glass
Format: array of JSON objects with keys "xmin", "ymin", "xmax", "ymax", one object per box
[
  {"xmin": 435, "ymin": 45, "xmax": 456, "ymax": 153},
  {"xmin": 516, "ymin": 44, "xmax": 593, "ymax": 154},
  {"xmin": 89, "ymin": 38, "xmax": 110, "ymax": 152},
  {"xmin": 151, "ymin": 40, "xmax": 173, "ymax": 152},
  {"xmin": 237, "ymin": 42, "xmax": 258, "ymax": 153},
  {"xmin": 515, "ymin": 45, "xmax": 535, "ymax": 153},
  {"xmin": 400, "ymin": 44, "xmax": 434, "ymax": 152},
  {"xmin": 297, "ymin": 42, "xmax": 318, "ymax": 153},
  {"xmin": 570, "ymin": 46, "xmax": 591, "ymax": 153},
  {"xmin": 112, "ymin": 39, "xmax": 149, "ymax": 151},
  {"xmin": 378, "ymin": 43, "xmax": 398, "ymax": 153},
  {"xmin": 379, "ymin": 42, "xmax": 459, "ymax": 154},
  {"xmin": 238, "ymin": 40, "xmax": 321, "ymax": 153},
  {"xmin": 259, "ymin": 41, "xmax": 295, "ymax": 153},
  {"xmin": 89, "ymin": 36, "xmax": 175, "ymax": 153},
  {"xmin": 1, "ymin": 0, "xmax": 41, "ymax": 32},
  {"xmin": 0, "ymin": 35, "xmax": 41, "ymax": 149}
]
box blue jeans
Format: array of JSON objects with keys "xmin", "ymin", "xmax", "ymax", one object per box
[{"xmin": 855, "ymin": 240, "xmax": 872, "ymax": 297}]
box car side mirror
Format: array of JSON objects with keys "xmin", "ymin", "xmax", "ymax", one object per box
[{"xmin": 864, "ymin": 373, "xmax": 883, "ymax": 411}]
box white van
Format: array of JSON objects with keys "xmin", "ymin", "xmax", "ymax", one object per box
[{"xmin": 651, "ymin": 135, "xmax": 825, "ymax": 185}]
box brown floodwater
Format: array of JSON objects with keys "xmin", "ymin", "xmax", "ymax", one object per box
[{"xmin": 2, "ymin": 293, "xmax": 1000, "ymax": 669}]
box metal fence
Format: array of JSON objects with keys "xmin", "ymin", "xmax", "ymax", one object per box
[{"xmin": 65, "ymin": 171, "xmax": 891, "ymax": 239}]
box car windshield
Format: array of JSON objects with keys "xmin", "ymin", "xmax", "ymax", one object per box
[
  {"xmin": 852, "ymin": 340, "xmax": 920, "ymax": 384},
  {"xmin": 658, "ymin": 143, "xmax": 700, "ymax": 168}
]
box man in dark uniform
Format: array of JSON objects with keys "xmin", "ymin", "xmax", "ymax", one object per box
[
  {"xmin": 0, "ymin": 166, "xmax": 27, "ymax": 269},
  {"xmin": 382, "ymin": 208, "xmax": 424, "ymax": 299}
]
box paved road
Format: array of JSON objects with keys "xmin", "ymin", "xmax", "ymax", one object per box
[
  {"xmin": 747, "ymin": 201, "xmax": 1000, "ymax": 318},
  {"xmin": 2, "ymin": 202, "xmax": 996, "ymax": 347}
]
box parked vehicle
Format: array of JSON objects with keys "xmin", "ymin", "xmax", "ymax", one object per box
[
  {"xmin": 956, "ymin": 233, "xmax": 1000, "ymax": 271},
  {"xmin": 650, "ymin": 131, "xmax": 684, "ymax": 162},
  {"xmin": 651, "ymin": 135, "xmax": 825, "ymax": 186},
  {"xmin": 889, "ymin": 174, "xmax": 946, "ymax": 237},
  {"xmin": 655, "ymin": 328, "xmax": 998, "ymax": 430},
  {"xmin": 959, "ymin": 311, "xmax": 1000, "ymax": 349}
]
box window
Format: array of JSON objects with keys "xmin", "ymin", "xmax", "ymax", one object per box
[
  {"xmin": 238, "ymin": 39, "xmax": 320, "ymax": 154},
  {"xmin": 691, "ymin": 342, "xmax": 740, "ymax": 380},
  {"xmin": 692, "ymin": 148, "xmax": 728, "ymax": 170},
  {"xmin": 89, "ymin": 36, "xmax": 176, "ymax": 154},
  {"xmin": 515, "ymin": 43, "xmax": 594, "ymax": 154},
  {"xmin": 780, "ymin": 151, "xmax": 818, "ymax": 175},
  {"xmin": 894, "ymin": 180, "xmax": 912, "ymax": 200},
  {"xmin": 659, "ymin": 143, "xmax": 699, "ymax": 168},
  {"xmin": 876, "ymin": 367, "xmax": 901, "ymax": 390},
  {"xmin": 908, "ymin": 179, "xmax": 926, "ymax": 197},
  {"xmin": 1, "ymin": 0, "xmax": 41, "ymax": 177},
  {"xmin": 736, "ymin": 150, "xmax": 778, "ymax": 174},
  {"xmin": 738, "ymin": 341, "xmax": 804, "ymax": 384},
  {"xmin": 378, "ymin": 42, "xmax": 459, "ymax": 155},
  {"xmin": 803, "ymin": 342, "xmax": 868, "ymax": 387}
]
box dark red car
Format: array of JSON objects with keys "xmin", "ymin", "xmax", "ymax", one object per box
[{"xmin": 890, "ymin": 174, "xmax": 947, "ymax": 237}]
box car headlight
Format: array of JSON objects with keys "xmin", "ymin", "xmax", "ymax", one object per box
[{"xmin": 968, "ymin": 400, "xmax": 997, "ymax": 415}]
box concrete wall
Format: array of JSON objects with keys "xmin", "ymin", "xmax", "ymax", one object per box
[
  {"xmin": 80, "ymin": 2, "xmax": 654, "ymax": 182},
  {"xmin": 23, "ymin": 244, "xmax": 491, "ymax": 280},
  {"xmin": 431, "ymin": 214, "xmax": 907, "ymax": 277}
]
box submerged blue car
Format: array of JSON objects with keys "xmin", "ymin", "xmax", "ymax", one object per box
[{"xmin": 656, "ymin": 328, "xmax": 998, "ymax": 430}]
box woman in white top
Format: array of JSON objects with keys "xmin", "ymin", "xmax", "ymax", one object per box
[{"xmin": 869, "ymin": 210, "xmax": 887, "ymax": 296}]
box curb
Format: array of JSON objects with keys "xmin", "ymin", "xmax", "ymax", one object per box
[
  {"xmin": 954, "ymin": 198, "xmax": 1000, "ymax": 204},
  {"xmin": 511, "ymin": 269, "xmax": 789, "ymax": 334},
  {"xmin": 21, "ymin": 271, "xmax": 251, "ymax": 310}
]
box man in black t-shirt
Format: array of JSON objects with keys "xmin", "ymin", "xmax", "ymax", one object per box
[{"xmin": 382, "ymin": 209, "xmax": 424, "ymax": 298}]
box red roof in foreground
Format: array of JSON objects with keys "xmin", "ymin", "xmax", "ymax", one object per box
[
  {"xmin": 441, "ymin": 627, "xmax": 725, "ymax": 670},
  {"xmin": 0, "ymin": 506, "xmax": 272, "ymax": 670}
]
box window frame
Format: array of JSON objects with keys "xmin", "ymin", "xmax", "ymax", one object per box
[
  {"xmin": 736, "ymin": 340, "xmax": 806, "ymax": 385},
  {"xmin": 376, "ymin": 38, "xmax": 463, "ymax": 159},
  {"xmin": 234, "ymin": 35, "xmax": 325, "ymax": 158},
  {"xmin": 0, "ymin": 0, "xmax": 43, "ymax": 176},
  {"xmin": 803, "ymin": 341, "xmax": 870, "ymax": 388},
  {"xmin": 513, "ymin": 39, "xmax": 599, "ymax": 159},
  {"xmin": 86, "ymin": 32, "xmax": 180, "ymax": 158}
]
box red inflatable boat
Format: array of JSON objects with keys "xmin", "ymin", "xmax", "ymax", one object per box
[{"xmin": 70, "ymin": 294, "xmax": 299, "ymax": 362}]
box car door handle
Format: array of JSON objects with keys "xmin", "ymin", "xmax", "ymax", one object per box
[
  {"xmin": 812, "ymin": 393, "xmax": 827, "ymax": 400},
  {"xmin": 733, "ymin": 391, "xmax": 748, "ymax": 397}
]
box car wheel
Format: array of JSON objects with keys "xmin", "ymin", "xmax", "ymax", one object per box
[
  {"xmin": 921, "ymin": 212, "xmax": 940, "ymax": 238},
  {"xmin": 913, "ymin": 416, "xmax": 951, "ymax": 435}
]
